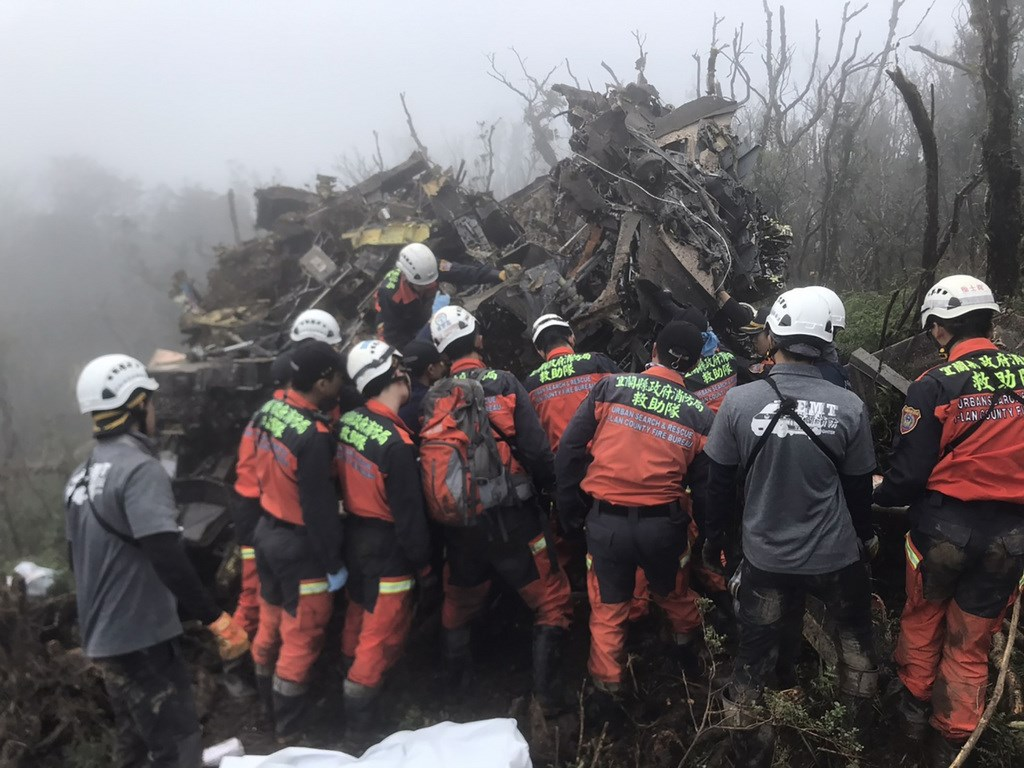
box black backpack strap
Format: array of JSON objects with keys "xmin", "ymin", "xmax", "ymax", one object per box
[
  {"xmin": 939, "ymin": 386, "xmax": 1024, "ymax": 459},
  {"xmin": 68, "ymin": 454, "xmax": 139, "ymax": 548},
  {"xmin": 742, "ymin": 376, "xmax": 841, "ymax": 476}
]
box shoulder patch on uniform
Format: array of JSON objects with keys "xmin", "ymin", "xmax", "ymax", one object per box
[{"xmin": 899, "ymin": 406, "xmax": 921, "ymax": 435}]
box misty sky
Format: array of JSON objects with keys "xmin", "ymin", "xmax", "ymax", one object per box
[{"xmin": 2, "ymin": 0, "xmax": 963, "ymax": 192}]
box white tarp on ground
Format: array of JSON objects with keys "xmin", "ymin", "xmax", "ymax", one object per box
[
  {"xmin": 7, "ymin": 561, "xmax": 57, "ymax": 598},
  {"xmin": 220, "ymin": 719, "xmax": 532, "ymax": 768}
]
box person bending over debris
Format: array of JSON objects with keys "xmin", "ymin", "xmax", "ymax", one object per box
[
  {"xmin": 336, "ymin": 341, "xmax": 435, "ymax": 741},
  {"xmin": 423, "ymin": 305, "xmax": 573, "ymax": 715},
  {"xmin": 874, "ymin": 274, "xmax": 1024, "ymax": 766},
  {"xmin": 248, "ymin": 342, "xmax": 347, "ymax": 740},
  {"xmin": 554, "ymin": 321, "xmax": 713, "ymax": 710},
  {"xmin": 702, "ymin": 289, "xmax": 879, "ymax": 768},
  {"xmin": 803, "ymin": 285, "xmax": 851, "ymax": 388},
  {"xmin": 66, "ymin": 354, "xmax": 249, "ymax": 768},
  {"xmin": 397, "ymin": 338, "xmax": 448, "ymax": 433},
  {"xmin": 375, "ymin": 242, "xmax": 519, "ymax": 348}
]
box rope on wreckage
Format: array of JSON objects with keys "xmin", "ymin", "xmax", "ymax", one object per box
[
  {"xmin": 569, "ymin": 152, "xmax": 734, "ymax": 293},
  {"xmin": 949, "ymin": 595, "xmax": 1021, "ymax": 768}
]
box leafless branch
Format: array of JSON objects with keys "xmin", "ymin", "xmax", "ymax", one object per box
[
  {"xmin": 564, "ymin": 58, "xmax": 581, "ymax": 90},
  {"xmin": 632, "ymin": 29, "xmax": 648, "ymax": 84},
  {"xmin": 909, "ymin": 43, "xmax": 977, "ymax": 75},
  {"xmin": 601, "ymin": 60, "xmax": 623, "ymax": 87},
  {"xmin": 399, "ymin": 92, "xmax": 429, "ymax": 158},
  {"xmin": 372, "ymin": 130, "xmax": 385, "ymax": 173},
  {"xmin": 936, "ymin": 172, "xmax": 985, "ymax": 260}
]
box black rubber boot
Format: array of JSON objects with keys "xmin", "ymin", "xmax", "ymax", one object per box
[
  {"xmin": 255, "ymin": 673, "xmax": 275, "ymax": 729},
  {"xmin": 343, "ymin": 679, "xmax": 379, "ymax": 747},
  {"xmin": 442, "ymin": 626, "xmax": 473, "ymax": 696},
  {"xmin": 721, "ymin": 687, "xmax": 775, "ymax": 768},
  {"xmin": 532, "ymin": 625, "xmax": 568, "ymax": 716},
  {"xmin": 926, "ymin": 728, "xmax": 966, "ymax": 768},
  {"xmin": 672, "ymin": 632, "xmax": 704, "ymax": 680},
  {"xmin": 271, "ymin": 677, "xmax": 308, "ymax": 742},
  {"xmin": 708, "ymin": 589, "xmax": 737, "ymax": 638},
  {"xmin": 895, "ymin": 684, "xmax": 930, "ymax": 743},
  {"xmin": 839, "ymin": 666, "xmax": 879, "ymax": 735}
]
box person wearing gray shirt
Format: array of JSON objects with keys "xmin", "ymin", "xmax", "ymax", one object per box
[
  {"xmin": 700, "ymin": 289, "xmax": 879, "ymax": 768},
  {"xmin": 65, "ymin": 354, "xmax": 249, "ymax": 768}
]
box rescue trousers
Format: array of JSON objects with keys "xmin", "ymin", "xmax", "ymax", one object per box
[
  {"xmin": 441, "ymin": 503, "xmax": 572, "ymax": 631},
  {"xmin": 340, "ymin": 515, "xmax": 416, "ymax": 689},
  {"xmin": 732, "ymin": 559, "xmax": 877, "ymax": 702},
  {"xmin": 230, "ymin": 499, "xmax": 262, "ymax": 637},
  {"xmin": 96, "ymin": 638, "xmax": 202, "ymax": 768},
  {"xmin": 251, "ymin": 515, "xmax": 333, "ymax": 688},
  {"xmin": 896, "ymin": 519, "xmax": 1024, "ymax": 741},
  {"xmin": 585, "ymin": 505, "xmax": 702, "ymax": 686}
]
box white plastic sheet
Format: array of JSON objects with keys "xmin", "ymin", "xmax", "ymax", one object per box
[
  {"xmin": 220, "ymin": 719, "xmax": 531, "ymax": 768},
  {"xmin": 7, "ymin": 561, "xmax": 57, "ymax": 598}
]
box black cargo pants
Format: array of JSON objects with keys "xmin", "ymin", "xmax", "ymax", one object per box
[{"xmin": 97, "ymin": 638, "xmax": 202, "ymax": 768}]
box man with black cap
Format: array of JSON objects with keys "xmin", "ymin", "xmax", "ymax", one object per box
[
  {"xmin": 555, "ymin": 321, "xmax": 714, "ymax": 702},
  {"xmin": 248, "ymin": 340, "xmax": 348, "ymax": 740},
  {"xmin": 397, "ymin": 338, "xmax": 448, "ymax": 432},
  {"xmin": 701, "ymin": 289, "xmax": 878, "ymax": 765}
]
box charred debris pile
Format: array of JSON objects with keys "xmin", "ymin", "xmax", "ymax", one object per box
[{"xmin": 155, "ymin": 78, "xmax": 791, "ymax": 479}]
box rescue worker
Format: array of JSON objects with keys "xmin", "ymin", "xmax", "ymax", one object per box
[
  {"xmin": 336, "ymin": 340, "xmax": 435, "ymax": 739},
  {"xmin": 249, "ymin": 341, "xmax": 348, "ymax": 739},
  {"xmin": 375, "ymin": 243, "xmax": 520, "ymax": 348},
  {"xmin": 874, "ymin": 274, "xmax": 1024, "ymax": 765},
  {"xmin": 428, "ymin": 305, "xmax": 573, "ymax": 714},
  {"xmin": 554, "ymin": 321, "xmax": 713, "ymax": 705},
  {"xmin": 397, "ymin": 338, "xmax": 447, "ymax": 432},
  {"xmin": 804, "ymin": 285, "xmax": 850, "ymax": 388},
  {"xmin": 234, "ymin": 309, "xmax": 351, "ymax": 639},
  {"xmin": 66, "ymin": 354, "xmax": 250, "ymax": 767},
  {"xmin": 702, "ymin": 289, "xmax": 879, "ymax": 766},
  {"xmin": 523, "ymin": 313, "xmax": 621, "ymax": 453}
]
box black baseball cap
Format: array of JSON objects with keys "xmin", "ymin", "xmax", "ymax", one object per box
[
  {"xmin": 655, "ymin": 321, "xmax": 704, "ymax": 372},
  {"xmin": 289, "ymin": 340, "xmax": 345, "ymax": 390},
  {"xmin": 400, "ymin": 339, "xmax": 441, "ymax": 377}
]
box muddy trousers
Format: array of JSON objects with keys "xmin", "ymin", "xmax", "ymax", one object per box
[
  {"xmin": 251, "ymin": 515, "xmax": 333, "ymax": 735},
  {"xmin": 341, "ymin": 580, "xmax": 415, "ymax": 688},
  {"xmin": 585, "ymin": 507, "xmax": 702, "ymax": 687},
  {"xmin": 896, "ymin": 525, "xmax": 1024, "ymax": 741},
  {"xmin": 440, "ymin": 505, "xmax": 572, "ymax": 631},
  {"xmin": 731, "ymin": 559, "xmax": 878, "ymax": 703},
  {"xmin": 96, "ymin": 639, "xmax": 202, "ymax": 768},
  {"xmin": 230, "ymin": 500, "xmax": 262, "ymax": 637}
]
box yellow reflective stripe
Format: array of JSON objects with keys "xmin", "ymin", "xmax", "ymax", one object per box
[
  {"xmin": 1019, "ymin": 569, "xmax": 1024, "ymax": 590},
  {"xmin": 679, "ymin": 549, "xmax": 691, "ymax": 570},
  {"xmin": 240, "ymin": 546, "xmax": 256, "ymax": 561},
  {"xmin": 299, "ymin": 579, "xmax": 328, "ymax": 596},
  {"xmin": 586, "ymin": 554, "xmax": 593, "ymax": 571},
  {"xmin": 379, "ymin": 577, "xmax": 414, "ymax": 595},
  {"xmin": 529, "ymin": 534, "xmax": 547, "ymax": 556},
  {"xmin": 905, "ymin": 533, "xmax": 922, "ymax": 570}
]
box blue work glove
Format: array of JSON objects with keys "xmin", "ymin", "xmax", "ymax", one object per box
[{"xmin": 327, "ymin": 566, "xmax": 349, "ymax": 593}]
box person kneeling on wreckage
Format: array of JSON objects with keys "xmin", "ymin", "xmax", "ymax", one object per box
[
  {"xmin": 554, "ymin": 321, "xmax": 713, "ymax": 716},
  {"xmin": 701, "ymin": 288, "xmax": 880, "ymax": 768}
]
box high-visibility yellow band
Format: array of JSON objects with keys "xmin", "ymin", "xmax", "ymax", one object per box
[
  {"xmin": 529, "ymin": 534, "xmax": 547, "ymax": 556},
  {"xmin": 586, "ymin": 554, "xmax": 593, "ymax": 571},
  {"xmin": 240, "ymin": 546, "xmax": 256, "ymax": 560},
  {"xmin": 299, "ymin": 579, "xmax": 328, "ymax": 596},
  {"xmin": 679, "ymin": 550, "xmax": 691, "ymax": 570},
  {"xmin": 379, "ymin": 577, "xmax": 414, "ymax": 595},
  {"xmin": 905, "ymin": 533, "xmax": 922, "ymax": 570}
]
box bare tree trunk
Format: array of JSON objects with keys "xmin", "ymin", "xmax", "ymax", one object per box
[
  {"xmin": 227, "ymin": 188, "xmax": 242, "ymax": 246},
  {"xmin": 971, "ymin": 0, "xmax": 1022, "ymax": 298},
  {"xmin": 887, "ymin": 67, "xmax": 940, "ymax": 292}
]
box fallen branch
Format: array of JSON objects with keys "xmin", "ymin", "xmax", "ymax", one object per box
[{"xmin": 949, "ymin": 596, "xmax": 1021, "ymax": 768}]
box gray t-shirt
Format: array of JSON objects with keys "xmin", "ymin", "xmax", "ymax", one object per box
[
  {"xmin": 704, "ymin": 364, "xmax": 876, "ymax": 575},
  {"xmin": 64, "ymin": 433, "xmax": 182, "ymax": 658}
]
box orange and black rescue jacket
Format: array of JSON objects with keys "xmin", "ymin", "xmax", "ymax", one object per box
[
  {"xmin": 246, "ymin": 390, "xmax": 343, "ymax": 574},
  {"xmin": 335, "ymin": 400, "xmax": 432, "ymax": 570},
  {"xmin": 449, "ymin": 357, "xmax": 556, "ymax": 493},
  {"xmin": 523, "ymin": 346, "xmax": 621, "ymax": 453},
  {"xmin": 374, "ymin": 262, "xmax": 502, "ymax": 348},
  {"xmin": 683, "ymin": 348, "xmax": 739, "ymax": 413},
  {"xmin": 875, "ymin": 338, "xmax": 1024, "ymax": 508},
  {"xmin": 555, "ymin": 365, "xmax": 714, "ymax": 517}
]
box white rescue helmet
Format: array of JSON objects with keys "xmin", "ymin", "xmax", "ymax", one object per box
[
  {"xmin": 920, "ymin": 274, "xmax": 1000, "ymax": 329},
  {"xmin": 531, "ymin": 313, "xmax": 572, "ymax": 345},
  {"xmin": 346, "ymin": 340, "xmax": 402, "ymax": 395},
  {"xmin": 805, "ymin": 286, "xmax": 846, "ymax": 330},
  {"xmin": 397, "ymin": 243, "xmax": 439, "ymax": 286},
  {"xmin": 289, "ymin": 309, "xmax": 342, "ymax": 344},
  {"xmin": 76, "ymin": 354, "xmax": 159, "ymax": 414},
  {"xmin": 766, "ymin": 288, "xmax": 834, "ymax": 358},
  {"xmin": 430, "ymin": 305, "xmax": 477, "ymax": 353}
]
